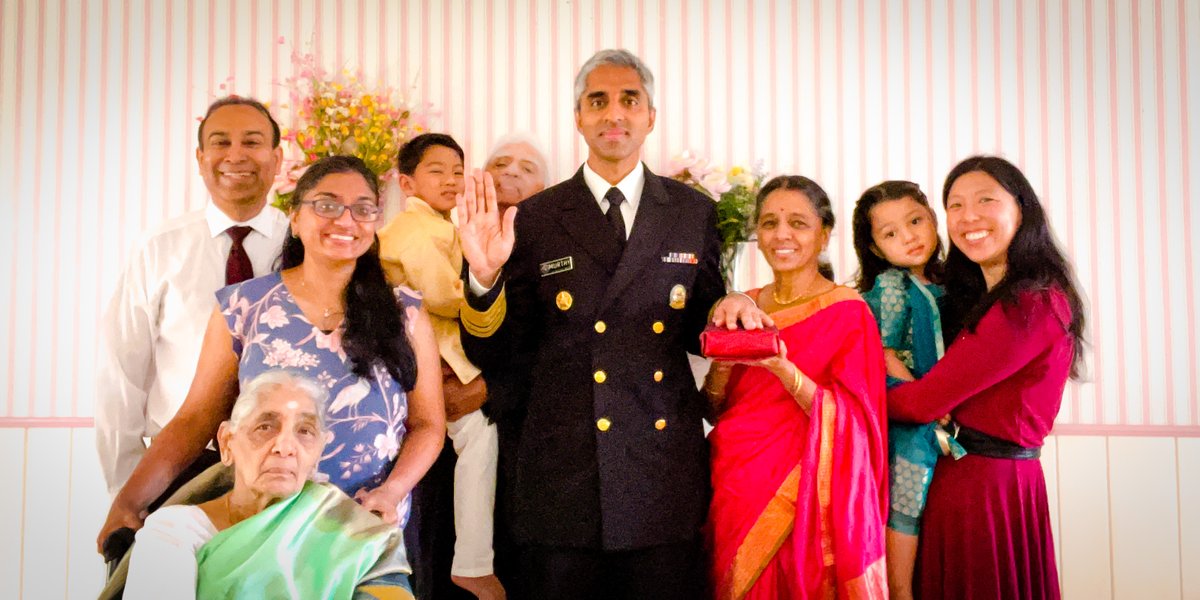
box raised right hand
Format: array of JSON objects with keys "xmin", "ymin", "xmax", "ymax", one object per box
[{"xmin": 456, "ymin": 170, "xmax": 517, "ymax": 289}]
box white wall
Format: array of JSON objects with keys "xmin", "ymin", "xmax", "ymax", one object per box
[{"xmin": 0, "ymin": 0, "xmax": 1196, "ymax": 597}]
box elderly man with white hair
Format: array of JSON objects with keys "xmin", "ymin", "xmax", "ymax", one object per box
[{"xmin": 482, "ymin": 133, "xmax": 549, "ymax": 210}]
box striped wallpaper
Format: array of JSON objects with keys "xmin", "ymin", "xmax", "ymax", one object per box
[{"xmin": 0, "ymin": 0, "xmax": 1196, "ymax": 431}]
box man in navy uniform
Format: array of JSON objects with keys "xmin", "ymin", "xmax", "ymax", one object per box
[{"xmin": 456, "ymin": 49, "xmax": 726, "ymax": 599}]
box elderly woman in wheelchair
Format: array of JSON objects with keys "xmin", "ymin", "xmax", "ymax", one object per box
[{"xmin": 104, "ymin": 370, "xmax": 414, "ymax": 600}]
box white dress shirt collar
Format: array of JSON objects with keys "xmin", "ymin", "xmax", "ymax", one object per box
[
  {"xmin": 581, "ymin": 161, "xmax": 645, "ymax": 211},
  {"xmin": 204, "ymin": 200, "xmax": 287, "ymax": 239}
]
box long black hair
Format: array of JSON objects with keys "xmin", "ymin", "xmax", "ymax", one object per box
[
  {"xmin": 941, "ymin": 155, "xmax": 1086, "ymax": 378},
  {"xmin": 852, "ymin": 180, "xmax": 945, "ymax": 292},
  {"xmin": 277, "ymin": 155, "xmax": 418, "ymax": 390},
  {"xmin": 755, "ymin": 175, "xmax": 836, "ymax": 281}
]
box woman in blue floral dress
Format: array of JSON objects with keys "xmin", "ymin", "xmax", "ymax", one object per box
[{"xmin": 101, "ymin": 156, "xmax": 445, "ymax": 545}]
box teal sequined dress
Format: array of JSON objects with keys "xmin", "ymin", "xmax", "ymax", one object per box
[{"xmin": 863, "ymin": 269, "xmax": 962, "ymax": 535}]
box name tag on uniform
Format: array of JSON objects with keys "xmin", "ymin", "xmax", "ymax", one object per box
[
  {"xmin": 661, "ymin": 251, "xmax": 698, "ymax": 265},
  {"xmin": 540, "ymin": 256, "xmax": 574, "ymax": 277}
]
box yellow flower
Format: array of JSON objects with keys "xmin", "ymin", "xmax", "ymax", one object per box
[{"xmin": 729, "ymin": 166, "xmax": 744, "ymax": 177}]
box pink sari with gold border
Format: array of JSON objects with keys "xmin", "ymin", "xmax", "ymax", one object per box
[{"xmin": 707, "ymin": 287, "xmax": 889, "ymax": 599}]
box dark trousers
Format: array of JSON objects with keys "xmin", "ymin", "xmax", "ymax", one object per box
[
  {"xmin": 492, "ymin": 416, "xmax": 523, "ymax": 598},
  {"xmin": 516, "ymin": 539, "xmax": 706, "ymax": 600}
]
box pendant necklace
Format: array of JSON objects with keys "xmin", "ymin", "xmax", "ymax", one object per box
[{"xmin": 296, "ymin": 270, "xmax": 345, "ymax": 328}]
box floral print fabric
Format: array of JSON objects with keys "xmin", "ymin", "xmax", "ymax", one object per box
[{"xmin": 217, "ymin": 272, "xmax": 416, "ymax": 504}]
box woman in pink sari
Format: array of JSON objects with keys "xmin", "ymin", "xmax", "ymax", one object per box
[{"xmin": 706, "ymin": 176, "xmax": 889, "ymax": 600}]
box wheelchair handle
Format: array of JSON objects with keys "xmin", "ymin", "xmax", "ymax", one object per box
[{"xmin": 102, "ymin": 527, "xmax": 136, "ymax": 565}]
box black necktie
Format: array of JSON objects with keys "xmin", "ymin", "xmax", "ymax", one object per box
[
  {"xmin": 604, "ymin": 187, "xmax": 627, "ymax": 248},
  {"xmin": 225, "ymin": 226, "xmax": 254, "ymax": 285}
]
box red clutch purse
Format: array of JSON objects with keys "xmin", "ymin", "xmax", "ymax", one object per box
[{"xmin": 700, "ymin": 324, "xmax": 782, "ymax": 360}]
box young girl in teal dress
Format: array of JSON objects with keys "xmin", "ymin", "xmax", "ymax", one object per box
[{"xmin": 852, "ymin": 181, "xmax": 964, "ymax": 600}]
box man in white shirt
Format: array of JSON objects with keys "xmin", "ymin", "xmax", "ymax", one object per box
[{"xmin": 95, "ymin": 96, "xmax": 289, "ymax": 498}]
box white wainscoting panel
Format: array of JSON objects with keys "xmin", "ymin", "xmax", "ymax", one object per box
[
  {"xmin": 1177, "ymin": 438, "xmax": 1200, "ymax": 600},
  {"xmin": 1106, "ymin": 437, "xmax": 1182, "ymax": 599},
  {"xmin": 0, "ymin": 429, "xmax": 26, "ymax": 600},
  {"xmin": 1056, "ymin": 435, "xmax": 1115, "ymax": 599}
]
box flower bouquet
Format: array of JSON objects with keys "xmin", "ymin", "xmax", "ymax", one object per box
[
  {"xmin": 665, "ymin": 151, "xmax": 765, "ymax": 284},
  {"xmin": 273, "ymin": 50, "xmax": 433, "ymax": 207}
]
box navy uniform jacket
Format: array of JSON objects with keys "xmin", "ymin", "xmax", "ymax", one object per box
[{"xmin": 461, "ymin": 166, "xmax": 725, "ymax": 551}]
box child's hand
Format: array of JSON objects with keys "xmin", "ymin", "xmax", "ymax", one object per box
[{"xmin": 883, "ymin": 349, "xmax": 916, "ymax": 381}]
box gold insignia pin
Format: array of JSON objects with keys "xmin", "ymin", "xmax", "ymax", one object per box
[
  {"xmin": 669, "ymin": 284, "xmax": 687, "ymax": 309},
  {"xmin": 556, "ymin": 290, "xmax": 573, "ymax": 311}
]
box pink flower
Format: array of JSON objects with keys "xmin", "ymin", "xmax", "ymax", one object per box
[
  {"xmin": 700, "ymin": 170, "xmax": 732, "ymax": 198},
  {"xmin": 314, "ymin": 327, "xmax": 344, "ymax": 357},
  {"xmin": 665, "ymin": 150, "xmax": 701, "ymax": 176},
  {"xmin": 373, "ymin": 428, "xmax": 400, "ymax": 460},
  {"xmin": 258, "ymin": 304, "xmax": 290, "ymax": 329},
  {"xmin": 263, "ymin": 339, "xmax": 319, "ymax": 369}
]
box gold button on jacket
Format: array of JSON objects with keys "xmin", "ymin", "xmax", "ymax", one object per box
[
  {"xmin": 653, "ymin": 370, "xmax": 664, "ymax": 382},
  {"xmin": 593, "ymin": 370, "xmax": 607, "ymax": 384},
  {"xmin": 594, "ymin": 320, "xmax": 607, "ymax": 333},
  {"xmin": 652, "ymin": 321, "xmax": 665, "ymax": 334},
  {"xmin": 597, "ymin": 418, "xmax": 612, "ymax": 432},
  {"xmin": 654, "ymin": 418, "xmax": 667, "ymax": 430}
]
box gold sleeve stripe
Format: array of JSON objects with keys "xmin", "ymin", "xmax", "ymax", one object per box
[{"xmin": 461, "ymin": 287, "xmax": 507, "ymax": 338}]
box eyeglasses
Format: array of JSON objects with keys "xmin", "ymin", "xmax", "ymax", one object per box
[{"xmin": 299, "ymin": 199, "xmax": 382, "ymax": 222}]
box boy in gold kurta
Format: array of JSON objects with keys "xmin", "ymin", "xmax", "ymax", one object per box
[{"xmin": 377, "ymin": 134, "xmax": 502, "ymax": 600}]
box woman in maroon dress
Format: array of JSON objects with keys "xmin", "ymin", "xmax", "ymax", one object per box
[{"xmin": 887, "ymin": 156, "xmax": 1085, "ymax": 599}]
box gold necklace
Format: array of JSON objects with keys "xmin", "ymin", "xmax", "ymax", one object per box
[
  {"xmin": 771, "ymin": 278, "xmax": 833, "ymax": 306},
  {"xmin": 295, "ymin": 271, "xmax": 345, "ymax": 326}
]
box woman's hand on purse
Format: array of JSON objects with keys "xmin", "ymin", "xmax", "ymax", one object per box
[{"xmin": 716, "ymin": 340, "xmax": 790, "ymax": 369}]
